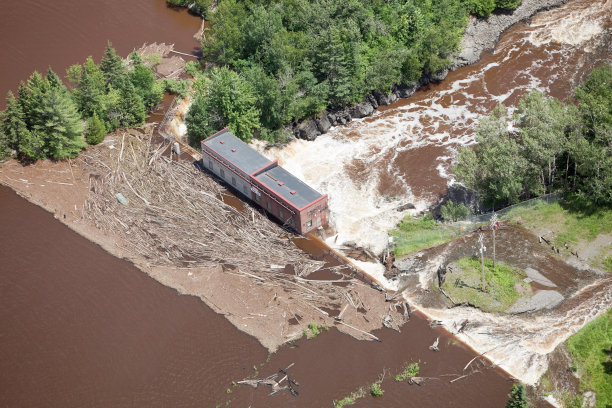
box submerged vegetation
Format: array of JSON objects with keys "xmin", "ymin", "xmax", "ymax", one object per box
[
  {"xmin": 184, "ymin": 0, "xmax": 522, "ymax": 144},
  {"xmin": 395, "ymin": 362, "xmax": 420, "ymax": 381}
]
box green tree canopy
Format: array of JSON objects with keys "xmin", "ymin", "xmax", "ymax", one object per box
[{"xmin": 187, "ymin": 67, "xmax": 260, "ymax": 143}]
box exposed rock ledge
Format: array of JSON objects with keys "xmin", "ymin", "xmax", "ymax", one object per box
[{"xmin": 290, "ymin": 0, "xmax": 569, "ymax": 142}]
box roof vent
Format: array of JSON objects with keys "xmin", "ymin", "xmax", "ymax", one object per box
[
  {"xmin": 220, "ymin": 140, "xmax": 225, "ymax": 144},
  {"xmin": 290, "ymin": 190, "xmax": 296, "ymax": 195},
  {"xmin": 278, "ymin": 181, "xmax": 284, "ymax": 186},
  {"xmin": 232, "ymin": 148, "xmax": 236, "ymax": 152}
]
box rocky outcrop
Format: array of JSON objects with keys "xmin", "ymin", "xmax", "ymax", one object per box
[
  {"xmin": 290, "ymin": 0, "xmax": 569, "ymax": 141},
  {"xmin": 452, "ymin": 0, "xmax": 570, "ymax": 68}
]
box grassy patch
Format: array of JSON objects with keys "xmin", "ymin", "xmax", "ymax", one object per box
[
  {"xmin": 391, "ymin": 214, "xmax": 464, "ymax": 257},
  {"xmin": 395, "ymin": 362, "xmax": 419, "ymax": 382},
  {"xmin": 505, "ymin": 200, "xmax": 612, "ymax": 247},
  {"xmin": 603, "ymin": 257, "xmax": 612, "ymax": 273},
  {"xmin": 440, "ymin": 258, "xmax": 529, "ymax": 313},
  {"xmin": 566, "ymin": 308, "xmax": 612, "ymax": 408}
]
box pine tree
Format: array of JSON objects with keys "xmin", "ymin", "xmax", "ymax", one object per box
[
  {"xmin": 46, "ymin": 67, "xmax": 63, "ymax": 90},
  {"xmin": 22, "ymin": 72, "xmax": 49, "ymax": 127},
  {"xmin": 505, "ymin": 384, "xmax": 529, "ymax": 408},
  {"xmin": 1, "ymin": 91, "xmax": 30, "ymax": 151},
  {"xmin": 74, "ymin": 64, "xmax": 105, "ymax": 118},
  {"xmin": 117, "ymin": 81, "xmax": 146, "ymax": 128},
  {"xmin": 100, "ymin": 42, "xmax": 125, "ymax": 88},
  {"xmin": 34, "ymin": 86, "xmax": 85, "ymax": 159},
  {"xmin": 85, "ymin": 112, "xmax": 106, "ymax": 145}
]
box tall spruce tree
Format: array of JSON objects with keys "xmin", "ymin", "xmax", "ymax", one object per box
[
  {"xmin": 100, "ymin": 42, "xmax": 125, "ymax": 88},
  {"xmin": 33, "ymin": 85, "xmax": 85, "ymax": 159},
  {"xmin": 1, "ymin": 92, "xmax": 30, "ymax": 152}
]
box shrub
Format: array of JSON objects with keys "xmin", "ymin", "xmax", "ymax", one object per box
[
  {"xmin": 85, "ymin": 112, "xmax": 106, "ymax": 145},
  {"xmin": 441, "ymin": 200, "xmax": 469, "ymax": 222},
  {"xmin": 370, "ymin": 382, "xmax": 384, "ymax": 397},
  {"xmin": 395, "ymin": 362, "xmax": 419, "ymax": 381}
]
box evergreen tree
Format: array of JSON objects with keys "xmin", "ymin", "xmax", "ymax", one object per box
[
  {"xmin": 46, "ymin": 67, "xmax": 64, "ymax": 90},
  {"xmin": 21, "ymin": 72, "xmax": 49, "ymax": 127},
  {"xmin": 505, "ymin": 384, "xmax": 529, "ymax": 408},
  {"xmin": 33, "ymin": 86, "xmax": 85, "ymax": 159},
  {"xmin": 116, "ymin": 81, "xmax": 146, "ymax": 128},
  {"xmin": 1, "ymin": 92, "xmax": 30, "ymax": 151},
  {"xmin": 100, "ymin": 42, "xmax": 125, "ymax": 88},
  {"xmin": 72, "ymin": 57, "xmax": 106, "ymax": 119},
  {"xmin": 85, "ymin": 112, "xmax": 106, "ymax": 145}
]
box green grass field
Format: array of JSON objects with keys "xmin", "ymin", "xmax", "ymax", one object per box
[
  {"xmin": 391, "ymin": 214, "xmax": 463, "ymax": 257},
  {"xmin": 566, "ymin": 308, "xmax": 612, "ymax": 408},
  {"xmin": 504, "ymin": 200, "xmax": 612, "ymax": 247},
  {"xmin": 440, "ymin": 258, "xmax": 529, "ymax": 313}
]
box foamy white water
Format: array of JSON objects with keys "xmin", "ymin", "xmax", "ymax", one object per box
[{"xmin": 254, "ymin": 0, "xmax": 612, "ymax": 383}]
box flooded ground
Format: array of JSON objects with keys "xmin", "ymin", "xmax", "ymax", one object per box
[
  {"xmin": 0, "ymin": 0, "xmax": 201, "ymax": 108},
  {"xmin": 0, "ymin": 184, "xmax": 515, "ymax": 407}
]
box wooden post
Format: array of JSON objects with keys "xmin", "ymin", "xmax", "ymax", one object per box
[
  {"xmin": 490, "ymin": 213, "xmax": 498, "ymax": 268},
  {"xmin": 478, "ymin": 233, "xmax": 486, "ymax": 292}
]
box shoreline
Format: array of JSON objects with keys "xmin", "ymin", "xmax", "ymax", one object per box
[{"xmin": 288, "ymin": 0, "xmax": 570, "ymax": 141}]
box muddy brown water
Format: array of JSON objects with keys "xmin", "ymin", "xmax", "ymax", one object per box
[
  {"xmin": 0, "ymin": 185, "xmax": 514, "ymax": 407},
  {"xmin": 0, "ymin": 0, "xmax": 201, "ymax": 108}
]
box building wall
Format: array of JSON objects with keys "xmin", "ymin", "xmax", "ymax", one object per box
[
  {"xmin": 202, "ymin": 149, "xmax": 252, "ymax": 199},
  {"xmin": 298, "ymin": 197, "xmax": 329, "ymax": 234},
  {"xmin": 251, "ymin": 184, "xmax": 298, "ymax": 230}
]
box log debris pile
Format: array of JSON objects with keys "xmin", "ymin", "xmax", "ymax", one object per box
[
  {"xmin": 80, "ymin": 127, "xmax": 317, "ymax": 273},
  {"xmin": 78, "ymin": 128, "xmax": 376, "ymax": 321}
]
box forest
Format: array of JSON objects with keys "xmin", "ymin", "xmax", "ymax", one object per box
[
  {"xmin": 185, "ymin": 0, "xmax": 522, "ymax": 143},
  {"xmin": 454, "ymin": 65, "xmax": 612, "ymax": 207}
]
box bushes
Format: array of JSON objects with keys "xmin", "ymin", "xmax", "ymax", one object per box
[{"xmin": 441, "ymin": 201, "xmax": 469, "ymax": 222}]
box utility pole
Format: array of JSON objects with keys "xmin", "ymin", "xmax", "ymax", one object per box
[
  {"xmin": 478, "ymin": 233, "xmax": 486, "ymax": 292},
  {"xmin": 490, "ymin": 213, "xmax": 498, "ymax": 268}
]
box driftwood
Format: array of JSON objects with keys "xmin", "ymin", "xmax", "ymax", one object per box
[
  {"xmin": 79, "ymin": 128, "xmax": 368, "ymax": 320},
  {"xmin": 336, "ymin": 321, "xmax": 381, "ymax": 342},
  {"xmin": 237, "ymin": 363, "xmax": 299, "ymax": 397},
  {"xmin": 429, "ymin": 337, "xmax": 440, "ymax": 351}
]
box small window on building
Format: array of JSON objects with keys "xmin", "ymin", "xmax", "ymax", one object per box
[
  {"xmin": 232, "ymin": 176, "xmax": 236, "ymax": 186},
  {"xmin": 306, "ymin": 220, "xmax": 312, "ymax": 228},
  {"xmin": 208, "ymin": 159, "xmax": 213, "ymax": 168},
  {"xmin": 220, "ymin": 168, "xmax": 225, "ymax": 178},
  {"xmin": 279, "ymin": 209, "xmax": 284, "ymax": 219},
  {"xmin": 266, "ymin": 201, "xmax": 272, "ymax": 212},
  {"xmin": 243, "ymin": 185, "xmax": 248, "ymax": 196},
  {"xmin": 255, "ymin": 194, "xmax": 260, "ymax": 203}
]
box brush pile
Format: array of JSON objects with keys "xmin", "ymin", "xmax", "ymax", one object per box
[{"xmin": 79, "ymin": 126, "xmax": 321, "ymax": 274}]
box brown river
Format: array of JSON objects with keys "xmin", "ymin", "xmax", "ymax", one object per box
[{"xmin": 1, "ymin": 0, "xmax": 611, "ymax": 406}]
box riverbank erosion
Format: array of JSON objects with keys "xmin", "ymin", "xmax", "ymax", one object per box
[
  {"xmin": 0, "ymin": 126, "xmax": 406, "ymax": 352},
  {"xmin": 385, "ymin": 224, "xmax": 612, "ymax": 386},
  {"xmin": 289, "ymin": 0, "xmax": 571, "ymax": 141}
]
